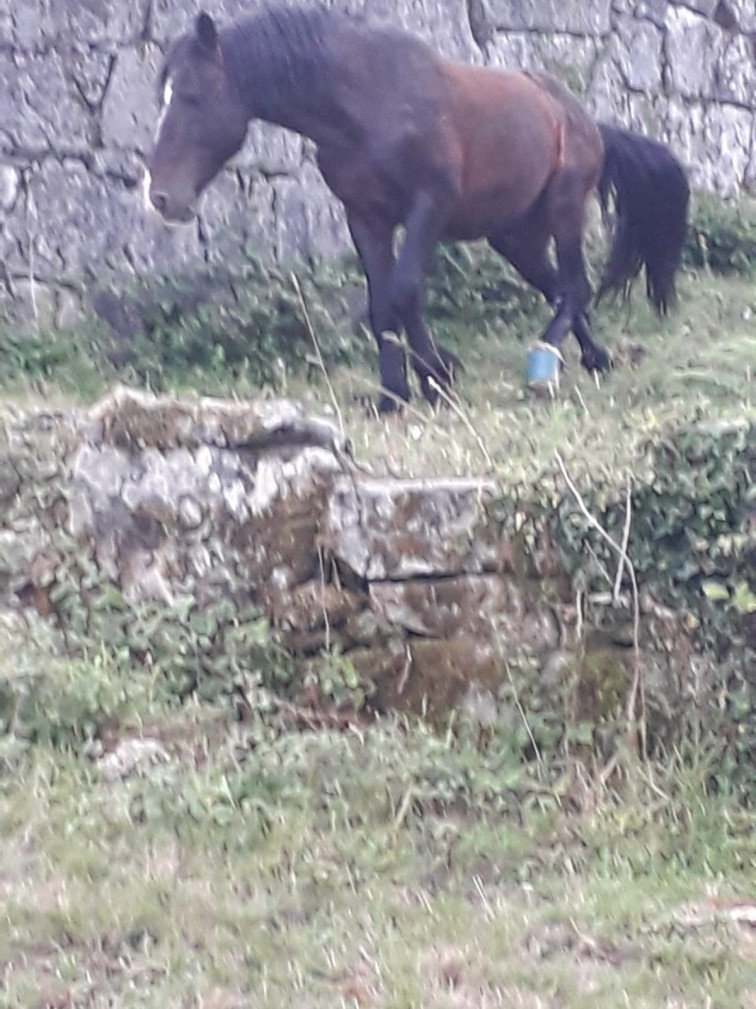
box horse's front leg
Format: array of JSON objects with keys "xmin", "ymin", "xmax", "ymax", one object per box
[
  {"xmin": 348, "ymin": 212, "xmax": 410, "ymax": 413},
  {"xmin": 393, "ymin": 190, "xmax": 458, "ymax": 406}
]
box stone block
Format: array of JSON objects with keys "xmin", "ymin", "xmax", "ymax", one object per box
[
  {"xmin": 101, "ymin": 45, "xmax": 163, "ymax": 152},
  {"xmin": 324, "ymin": 475, "xmax": 515, "ymax": 580},
  {"xmin": 0, "ymin": 166, "xmax": 19, "ymax": 212},
  {"xmin": 354, "ymin": 636, "xmax": 502, "ymax": 720},
  {"xmin": 69, "ymin": 389, "xmax": 348, "ymax": 604},
  {"xmin": 612, "ymin": 20, "xmax": 664, "ymax": 93},
  {"xmin": 486, "ymin": 0, "xmax": 612, "ymax": 34},
  {"xmin": 10, "ymin": 1, "xmax": 149, "ymax": 48},
  {"xmin": 369, "ymin": 576, "xmax": 561, "ymax": 651},
  {"xmin": 487, "ymin": 31, "xmax": 599, "ymax": 93},
  {"xmin": 0, "ymin": 50, "xmax": 90, "ymax": 150}
]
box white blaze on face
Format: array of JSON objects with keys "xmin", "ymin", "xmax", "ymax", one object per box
[
  {"xmin": 143, "ymin": 76, "xmax": 174, "ymax": 210},
  {"xmin": 142, "ymin": 167, "xmax": 152, "ymax": 210},
  {"xmin": 155, "ymin": 77, "xmax": 174, "ymax": 139}
]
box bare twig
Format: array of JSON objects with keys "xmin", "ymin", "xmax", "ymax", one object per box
[
  {"xmin": 317, "ymin": 545, "xmax": 331, "ymax": 655},
  {"xmin": 391, "ymin": 784, "xmax": 414, "ymax": 835},
  {"xmin": 573, "ymin": 385, "xmax": 590, "ymax": 416},
  {"xmin": 576, "ymin": 587, "xmax": 584, "ymax": 641},
  {"xmin": 585, "ymin": 541, "xmax": 613, "ymax": 587},
  {"xmin": 290, "ymin": 272, "xmax": 345, "ymax": 440},
  {"xmin": 613, "ymin": 482, "xmax": 633, "ymax": 604},
  {"xmin": 272, "ymin": 695, "xmax": 371, "ymax": 731},
  {"xmin": 396, "ymin": 644, "xmax": 412, "ymax": 695},
  {"xmin": 505, "ymin": 660, "xmax": 549, "ymax": 785},
  {"xmin": 427, "ymin": 375, "xmax": 495, "ymax": 472},
  {"xmin": 554, "ymin": 450, "xmax": 644, "ymax": 754}
]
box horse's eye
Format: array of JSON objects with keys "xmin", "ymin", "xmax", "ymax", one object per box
[{"xmin": 180, "ymin": 93, "xmax": 202, "ymax": 109}]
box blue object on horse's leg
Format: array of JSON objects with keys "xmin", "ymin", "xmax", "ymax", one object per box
[{"xmin": 526, "ymin": 342, "xmax": 562, "ymax": 392}]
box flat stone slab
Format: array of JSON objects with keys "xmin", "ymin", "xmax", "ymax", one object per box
[
  {"xmin": 86, "ymin": 384, "xmax": 347, "ymax": 454},
  {"xmin": 324, "ymin": 475, "xmax": 516, "ymax": 580}
]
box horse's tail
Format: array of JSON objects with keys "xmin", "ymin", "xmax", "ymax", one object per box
[{"xmin": 596, "ymin": 123, "xmax": 689, "ymax": 315}]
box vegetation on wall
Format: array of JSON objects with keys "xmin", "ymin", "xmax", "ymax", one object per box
[
  {"xmin": 0, "ymin": 399, "xmax": 752, "ymax": 796},
  {"xmin": 685, "ymin": 193, "xmax": 756, "ymax": 275}
]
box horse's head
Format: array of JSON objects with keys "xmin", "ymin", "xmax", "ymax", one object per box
[{"xmin": 146, "ymin": 12, "xmax": 248, "ymax": 223}]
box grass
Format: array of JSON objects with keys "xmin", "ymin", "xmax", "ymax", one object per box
[
  {"xmin": 6, "ymin": 254, "xmax": 752, "ymax": 490},
  {"xmin": 0, "ymin": 239, "xmax": 754, "ymax": 1006},
  {"xmin": 1, "ymin": 714, "xmax": 754, "ymax": 1007}
]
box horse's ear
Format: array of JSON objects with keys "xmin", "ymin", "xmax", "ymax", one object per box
[{"xmin": 195, "ymin": 12, "xmax": 218, "ymax": 51}]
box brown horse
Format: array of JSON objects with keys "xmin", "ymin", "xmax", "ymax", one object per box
[{"xmin": 146, "ymin": 4, "xmax": 689, "ymax": 412}]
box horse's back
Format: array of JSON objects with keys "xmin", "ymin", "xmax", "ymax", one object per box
[
  {"xmin": 522, "ymin": 72, "xmax": 603, "ymax": 171},
  {"xmin": 314, "ymin": 12, "xmax": 603, "ymax": 238},
  {"xmin": 327, "ymin": 13, "xmax": 446, "ymax": 98},
  {"xmin": 443, "ymin": 65, "xmax": 601, "ymax": 166}
]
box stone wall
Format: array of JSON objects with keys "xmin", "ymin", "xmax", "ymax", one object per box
[
  {"xmin": 1, "ymin": 0, "xmax": 755, "ymax": 326},
  {"xmin": 4, "ymin": 387, "xmax": 750, "ymax": 743}
]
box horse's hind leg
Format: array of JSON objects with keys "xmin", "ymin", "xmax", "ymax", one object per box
[
  {"xmin": 543, "ymin": 170, "xmax": 610, "ymax": 373},
  {"xmin": 488, "ymin": 216, "xmax": 558, "ymax": 304},
  {"xmin": 571, "ymin": 310, "xmax": 608, "ymax": 372},
  {"xmin": 545, "ymin": 232, "xmax": 610, "ymax": 372},
  {"xmin": 489, "ymin": 210, "xmax": 605, "ymax": 371},
  {"xmin": 348, "ymin": 212, "xmax": 410, "ymax": 412}
]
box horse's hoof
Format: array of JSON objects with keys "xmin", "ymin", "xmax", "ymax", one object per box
[
  {"xmin": 378, "ymin": 392, "xmax": 405, "ymax": 414},
  {"xmin": 419, "ymin": 377, "xmax": 439, "ymax": 407},
  {"xmin": 581, "ymin": 345, "xmax": 612, "ymax": 373}
]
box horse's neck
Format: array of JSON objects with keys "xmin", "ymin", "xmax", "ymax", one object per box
[
  {"xmin": 248, "ymin": 94, "xmax": 346, "ymax": 149},
  {"xmin": 222, "ymin": 17, "xmax": 350, "ymax": 148}
]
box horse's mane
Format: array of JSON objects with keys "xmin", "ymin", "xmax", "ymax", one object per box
[{"xmin": 221, "ymin": 5, "xmax": 358, "ymax": 115}]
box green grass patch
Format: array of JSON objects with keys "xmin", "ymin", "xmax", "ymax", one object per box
[{"xmin": 1, "ymin": 705, "xmax": 754, "ymax": 1008}]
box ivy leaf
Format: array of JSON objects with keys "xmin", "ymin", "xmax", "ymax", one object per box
[
  {"xmin": 732, "ymin": 582, "xmax": 756, "ymax": 614},
  {"xmin": 701, "ymin": 579, "xmax": 730, "ymax": 602}
]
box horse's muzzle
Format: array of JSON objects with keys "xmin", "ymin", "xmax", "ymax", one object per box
[
  {"xmin": 149, "ymin": 189, "xmax": 197, "ymax": 224},
  {"xmin": 144, "ymin": 172, "xmax": 197, "ymax": 224}
]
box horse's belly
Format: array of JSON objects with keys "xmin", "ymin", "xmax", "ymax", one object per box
[{"xmin": 444, "ymin": 187, "xmax": 541, "ymax": 241}]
